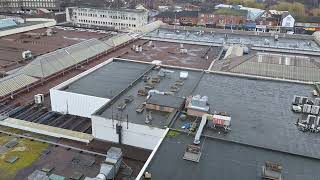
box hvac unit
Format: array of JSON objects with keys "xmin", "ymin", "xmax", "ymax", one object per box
[
  {"xmin": 292, "ymin": 105, "xmax": 302, "ymax": 113},
  {"xmin": 301, "ymin": 97, "xmax": 308, "ymax": 104},
  {"xmin": 46, "ymin": 28, "xmax": 53, "ymax": 36},
  {"xmin": 292, "ymin": 95, "xmax": 301, "ymax": 105},
  {"xmin": 84, "ymin": 147, "xmax": 122, "ymax": 180},
  {"xmin": 311, "ymin": 106, "xmax": 320, "ymax": 115},
  {"xmin": 315, "ymin": 98, "xmax": 320, "ymax": 106},
  {"xmin": 34, "ymin": 94, "xmax": 44, "ymax": 105},
  {"xmin": 303, "ymin": 104, "xmax": 311, "ymax": 114},
  {"xmin": 180, "ymin": 48, "xmax": 188, "ymax": 54},
  {"xmin": 307, "ymin": 115, "xmax": 317, "ymax": 124},
  {"xmin": 180, "ymin": 71, "xmax": 188, "ymax": 79},
  {"xmin": 22, "ymin": 50, "xmax": 32, "ymax": 60}
]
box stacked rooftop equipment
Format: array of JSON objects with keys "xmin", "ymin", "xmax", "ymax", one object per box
[
  {"xmin": 84, "ymin": 147, "xmax": 122, "ymax": 180},
  {"xmin": 293, "ymin": 95, "xmax": 320, "ymax": 132}
]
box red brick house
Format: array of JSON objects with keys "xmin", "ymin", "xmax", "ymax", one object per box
[
  {"xmin": 198, "ymin": 8, "xmax": 247, "ymax": 28},
  {"xmin": 154, "ymin": 11, "xmax": 199, "ymax": 26}
]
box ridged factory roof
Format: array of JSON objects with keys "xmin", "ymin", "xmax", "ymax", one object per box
[
  {"xmin": 212, "ymin": 52, "xmax": 320, "ymax": 82},
  {"xmin": 133, "ymin": 20, "xmax": 164, "ymax": 34},
  {"xmin": 0, "ymin": 74, "xmax": 38, "ymax": 97},
  {"xmin": 17, "ymin": 38, "xmax": 111, "ymax": 78},
  {"xmin": 104, "ymin": 34, "xmax": 134, "ymax": 47}
]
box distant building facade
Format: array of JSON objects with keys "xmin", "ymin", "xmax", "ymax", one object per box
[
  {"xmin": 0, "ymin": 0, "xmax": 61, "ymax": 12},
  {"xmin": 155, "ymin": 8, "xmax": 247, "ymax": 28},
  {"xmin": 66, "ymin": 7, "xmax": 148, "ymax": 30},
  {"xmin": 256, "ymin": 10, "xmax": 295, "ymax": 33},
  {"xmin": 153, "ymin": 11, "xmax": 199, "ymax": 26}
]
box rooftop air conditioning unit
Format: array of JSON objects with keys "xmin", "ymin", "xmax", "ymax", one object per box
[
  {"xmin": 22, "ymin": 50, "xmax": 32, "ymax": 60},
  {"xmin": 180, "ymin": 71, "xmax": 188, "ymax": 79},
  {"xmin": 34, "ymin": 94, "xmax": 44, "ymax": 105}
]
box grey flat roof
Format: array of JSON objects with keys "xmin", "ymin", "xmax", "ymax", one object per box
[
  {"xmin": 96, "ymin": 67, "xmax": 203, "ymax": 128},
  {"xmin": 147, "ymin": 131, "xmax": 320, "ymax": 180},
  {"xmin": 146, "ymin": 94, "xmax": 185, "ymax": 109},
  {"xmin": 146, "ymin": 28, "xmax": 320, "ymax": 52},
  {"xmin": 64, "ymin": 60, "xmax": 152, "ymax": 99},
  {"xmin": 172, "ymin": 73, "xmax": 320, "ymax": 158}
]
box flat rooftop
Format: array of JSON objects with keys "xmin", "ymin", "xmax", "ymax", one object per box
[
  {"xmin": 95, "ymin": 62, "xmax": 203, "ymax": 128},
  {"xmin": 145, "ymin": 28, "xmax": 320, "ymax": 52},
  {"xmin": 211, "ymin": 52, "xmax": 320, "ymax": 82},
  {"xmin": 172, "ymin": 73, "xmax": 319, "ymax": 158},
  {"xmin": 117, "ymin": 39, "xmax": 222, "ymax": 69},
  {"xmin": 64, "ymin": 60, "xmax": 153, "ymax": 99},
  {"xmin": 0, "ymin": 26, "xmax": 111, "ymax": 71},
  {"xmin": 147, "ymin": 131, "xmax": 320, "ymax": 180}
]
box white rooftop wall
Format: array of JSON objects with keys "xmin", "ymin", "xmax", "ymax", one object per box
[
  {"xmin": 92, "ymin": 115, "xmax": 166, "ymax": 150},
  {"xmin": 50, "ymin": 89, "xmax": 110, "ymax": 118}
]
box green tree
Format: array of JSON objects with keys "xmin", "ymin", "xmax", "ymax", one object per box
[
  {"xmin": 271, "ymin": 2, "xmax": 305, "ymax": 16},
  {"xmin": 225, "ymin": 0, "xmax": 265, "ymax": 9}
]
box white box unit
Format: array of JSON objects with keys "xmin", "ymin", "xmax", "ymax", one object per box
[
  {"xmin": 307, "ymin": 115, "xmax": 317, "ymax": 125},
  {"xmin": 311, "ymin": 105, "xmax": 320, "ymax": 115},
  {"xmin": 315, "ymin": 98, "xmax": 320, "ymax": 106},
  {"xmin": 180, "ymin": 71, "xmax": 188, "ymax": 79},
  {"xmin": 34, "ymin": 94, "xmax": 44, "ymax": 104},
  {"xmin": 22, "ymin": 50, "xmax": 32, "ymax": 60},
  {"xmin": 303, "ymin": 104, "xmax": 312, "ymax": 114}
]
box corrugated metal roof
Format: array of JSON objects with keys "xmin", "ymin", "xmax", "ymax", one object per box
[
  {"xmin": 133, "ymin": 21, "xmax": 163, "ymax": 34},
  {"xmin": 17, "ymin": 38, "xmax": 111, "ymax": 78},
  {"xmin": 229, "ymin": 53, "xmax": 320, "ymax": 82},
  {"xmin": 104, "ymin": 34, "xmax": 134, "ymax": 47},
  {"xmin": 0, "ymin": 74, "xmax": 38, "ymax": 97}
]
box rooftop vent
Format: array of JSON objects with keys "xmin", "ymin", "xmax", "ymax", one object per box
[
  {"xmin": 261, "ymin": 161, "xmax": 282, "ymax": 180},
  {"xmin": 183, "ymin": 144, "xmax": 202, "ymax": 163}
]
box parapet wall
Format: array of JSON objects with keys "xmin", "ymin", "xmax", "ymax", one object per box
[{"xmin": 160, "ymin": 24, "xmax": 313, "ymax": 40}]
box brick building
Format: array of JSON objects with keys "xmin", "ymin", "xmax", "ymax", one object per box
[
  {"xmin": 153, "ymin": 11, "xmax": 199, "ymax": 26},
  {"xmin": 198, "ymin": 8, "xmax": 247, "ymax": 28}
]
